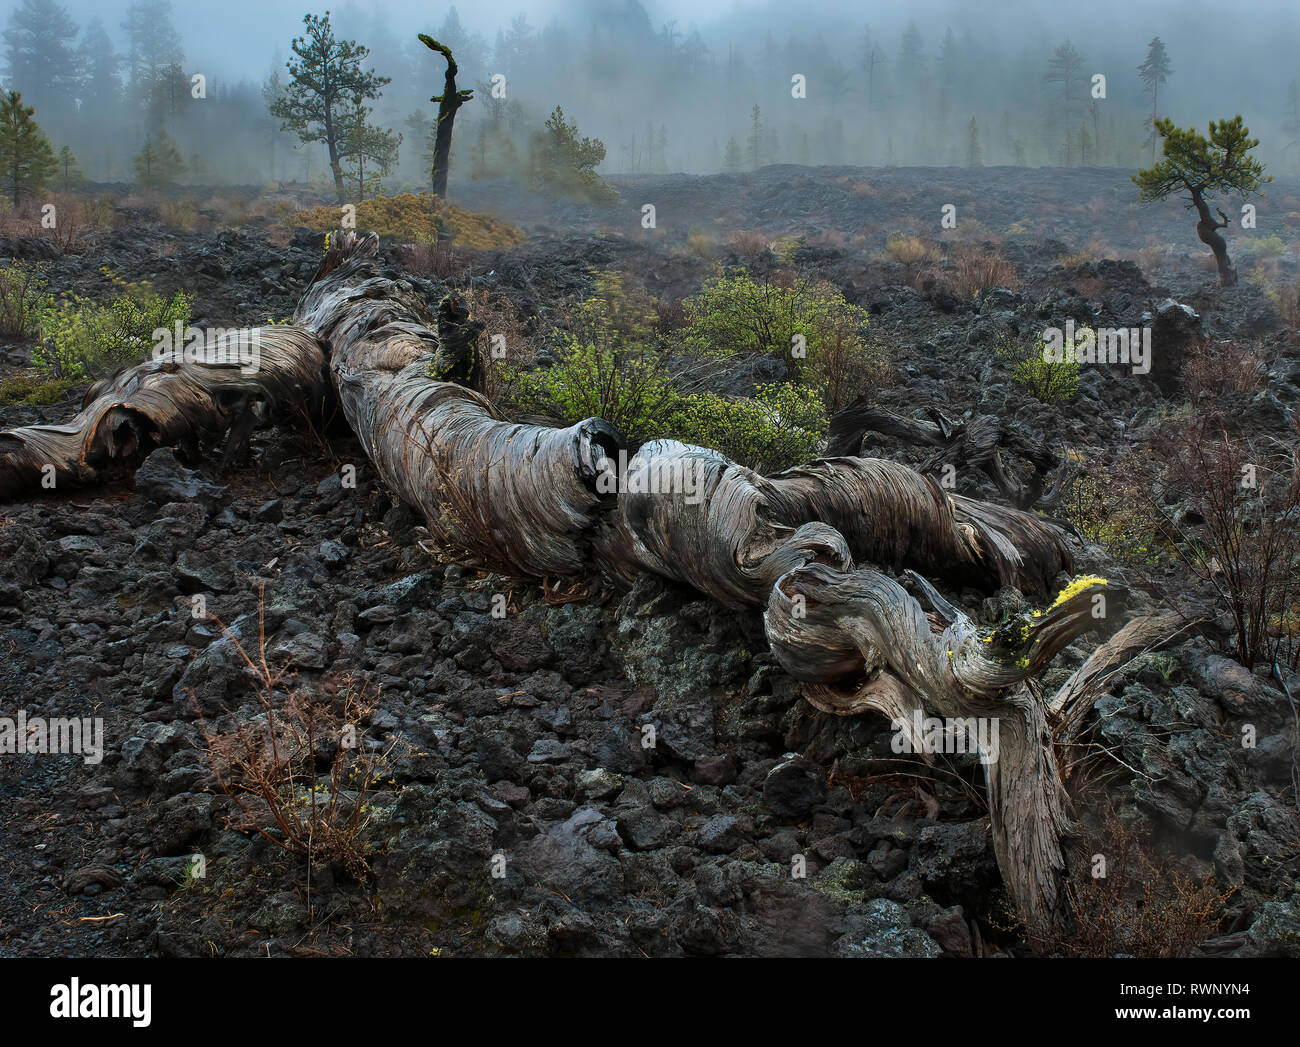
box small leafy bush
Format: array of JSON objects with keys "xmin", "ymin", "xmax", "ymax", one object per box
[
  {"xmin": 34, "ymin": 271, "xmax": 192, "ymax": 380},
  {"xmin": 508, "ymin": 339, "xmax": 681, "ymax": 447},
  {"xmin": 681, "ymin": 272, "xmax": 892, "ymax": 411},
  {"xmin": 666, "ymin": 382, "xmax": 826, "ymax": 474},
  {"xmin": 0, "ymin": 262, "xmax": 51, "ymax": 338},
  {"xmin": 997, "ymin": 332, "xmax": 1080, "ymax": 403},
  {"xmin": 1060, "ymin": 461, "xmax": 1169, "ymax": 567},
  {"xmin": 1243, "ymin": 234, "xmax": 1286, "ymax": 258}
]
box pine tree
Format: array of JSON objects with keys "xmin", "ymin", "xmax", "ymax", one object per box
[
  {"xmin": 133, "ymin": 128, "xmax": 185, "ymax": 187},
  {"xmin": 1137, "ymin": 37, "xmax": 1172, "ymax": 166},
  {"xmin": 121, "ymin": 0, "xmax": 183, "ymax": 119},
  {"xmin": 0, "ymin": 90, "xmax": 58, "ymax": 206},
  {"xmin": 1134, "ymin": 115, "xmax": 1269, "ymax": 287},
  {"xmin": 937, "ymin": 27, "xmax": 958, "ymax": 88},
  {"xmin": 723, "ymin": 136, "xmax": 743, "ymax": 173},
  {"xmin": 338, "ymin": 103, "xmax": 401, "ymax": 201},
  {"xmin": 897, "ymin": 22, "xmax": 926, "ymax": 97},
  {"xmin": 261, "ymin": 64, "xmax": 288, "ymax": 181},
  {"xmin": 57, "ymin": 144, "xmax": 80, "ymax": 188},
  {"xmin": 78, "ymin": 17, "xmax": 122, "ymax": 124},
  {"xmin": 1283, "ymin": 79, "xmax": 1300, "ymax": 174},
  {"xmin": 2, "ymin": 0, "xmax": 81, "ymax": 119},
  {"xmin": 747, "ymin": 104, "xmax": 763, "ymax": 169},
  {"xmin": 1042, "ymin": 41, "xmax": 1087, "ymax": 157},
  {"xmin": 270, "ymin": 12, "xmax": 390, "ymax": 204},
  {"xmin": 966, "ymin": 117, "xmax": 983, "ymax": 166}
]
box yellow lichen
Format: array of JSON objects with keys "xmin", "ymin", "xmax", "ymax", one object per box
[{"xmin": 1048, "ymin": 574, "xmax": 1108, "ymax": 610}]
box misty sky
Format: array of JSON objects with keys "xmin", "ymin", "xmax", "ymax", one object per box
[{"xmin": 51, "ymin": 0, "xmax": 1298, "ymax": 99}]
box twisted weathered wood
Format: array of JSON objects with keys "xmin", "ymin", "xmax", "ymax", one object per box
[
  {"xmin": 765, "ymin": 569, "xmax": 1129, "ymax": 936},
  {"xmin": 0, "ymin": 326, "xmax": 328, "ymax": 497},
  {"xmin": 829, "ymin": 402, "xmax": 1074, "ymax": 511}
]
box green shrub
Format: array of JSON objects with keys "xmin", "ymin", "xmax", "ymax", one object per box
[
  {"xmin": 504, "ymin": 269, "xmax": 830, "ymax": 471},
  {"xmin": 681, "ymin": 272, "xmax": 891, "ymax": 411},
  {"xmin": 507, "ymin": 339, "xmax": 681, "ymax": 447},
  {"xmin": 34, "ymin": 272, "xmax": 192, "ymax": 380},
  {"xmin": 996, "ymin": 332, "xmax": 1080, "ymax": 403},
  {"xmin": 665, "ymin": 381, "xmax": 826, "ymax": 474},
  {"xmin": 1243, "ymin": 234, "xmax": 1286, "ymax": 258},
  {"xmin": 0, "ymin": 262, "xmax": 52, "ymax": 338}
]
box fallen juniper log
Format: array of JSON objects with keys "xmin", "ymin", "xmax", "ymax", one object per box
[
  {"xmin": 1, "ymin": 229, "xmax": 1192, "ymax": 945},
  {"xmin": 0, "ymin": 326, "xmax": 328, "ymax": 498}
]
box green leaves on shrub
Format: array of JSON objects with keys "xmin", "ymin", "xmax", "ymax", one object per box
[
  {"xmin": 500, "ymin": 268, "xmax": 846, "ymax": 472},
  {"xmin": 996, "ymin": 332, "xmax": 1080, "ymax": 403},
  {"xmin": 0, "ymin": 261, "xmax": 51, "ymax": 338},
  {"xmin": 508, "ymin": 339, "xmax": 680, "ymax": 448},
  {"xmin": 665, "ymin": 382, "xmax": 826, "ymax": 475},
  {"xmin": 33, "ymin": 270, "xmax": 192, "ymax": 380},
  {"xmin": 681, "ymin": 272, "xmax": 892, "ymax": 412}
]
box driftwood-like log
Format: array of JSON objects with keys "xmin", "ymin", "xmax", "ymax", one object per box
[
  {"xmin": 0, "ymin": 326, "xmax": 328, "ymax": 497},
  {"xmin": 293, "ymin": 233, "xmax": 624, "ymax": 577},
  {"xmin": 592, "ymin": 441, "xmax": 1072, "ymax": 605}
]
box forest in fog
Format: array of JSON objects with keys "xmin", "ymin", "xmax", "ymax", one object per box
[{"xmin": 3, "ymin": 0, "xmax": 1298, "ymax": 189}]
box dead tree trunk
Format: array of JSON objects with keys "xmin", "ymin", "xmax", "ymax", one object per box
[
  {"xmin": 828, "ymin": 402, "xmax": 1073, "ymax": 512},
  {"xmin": 1, "ymin": 229, "xmax": 1186, "ymax": 945},
  {"xmin": 0, "ymin": 327, "xmax": 328, "ymax": 497},
  {"xmin": 419, "ymin": 35, "xmax": 473, "ymax": 200}
]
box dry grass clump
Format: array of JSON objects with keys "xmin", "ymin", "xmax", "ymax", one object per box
[
  {"xmin": 1044, "ymin": 805, "xmax": 1237, "ymax": 957},
  {"xmin": 1182, "ymin": 339, "xmax": 1265, "ymax": 399},
  {"xmin": 885, "ymin": 233, "xmax": 934, "ymax": 265},
  {"xmin": 950, "ymin": 246, "xmax": 1019, "ymax": 296},
  {"xmin": 728, "ymin": 229, "xmax": 771, "ymax": 258},
  {"xmin": 0, "ymin": 192, "xmax": 114, "ymax": 251},
  {"xmin": 461, "ymin": 285, "xmax": 538, "ymax": 402},
  {"xmin": 195, "ymin": 599, "xmax": 406, "ymax": 884}
]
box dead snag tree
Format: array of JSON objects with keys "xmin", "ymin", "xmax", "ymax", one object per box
[
  {"xmin": 0, "ymin": 229, "xmax": 1191, "ymax": 945},
  {"xmin": 419, "ymin": 34, "xmax": 473, "ymax": 199}
]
